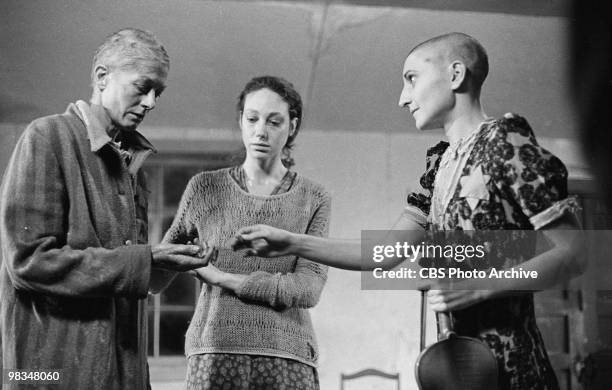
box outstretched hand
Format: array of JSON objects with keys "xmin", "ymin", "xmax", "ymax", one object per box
[
  {"xmin": 427, "ymin": 288, "xmax": 490, "ymax": 312},
  {"xmin": 231, "ymin": 224, "xmax": 294, "ymax": 257},
  {"xmin": 151, "ymin": 240, "xmax": 218, "ymax": 272}
]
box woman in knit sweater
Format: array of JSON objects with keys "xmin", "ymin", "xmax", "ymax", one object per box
[{"xmin": 160, "ymin": 76, "xmax": 331, "ymax": 389}]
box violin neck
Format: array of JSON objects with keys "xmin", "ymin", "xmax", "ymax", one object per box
[{"xmin": 436, "ymin": 311, "xmax": 454, "ymax": 339}]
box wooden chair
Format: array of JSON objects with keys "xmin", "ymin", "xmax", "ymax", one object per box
[{"xmin": 340, "ymin": 368, "xmax": 400, "ymax": 390}]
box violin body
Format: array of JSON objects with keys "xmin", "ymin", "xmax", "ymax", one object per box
[
  {"xmin": 415, "ymin": 294, "xmax": 498, "ymax": 390},
  {"xmin": 415, "ymin": 333, "xmax": 498, "ymax": 390}
]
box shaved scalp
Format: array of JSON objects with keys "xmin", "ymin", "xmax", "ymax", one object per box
[{"xmin": 410, "ymin": 32, "xmax": 489, "ymax": 92}]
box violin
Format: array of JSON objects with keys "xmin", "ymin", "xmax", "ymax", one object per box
[{"xmin": 415, "ymin": 290, "xmax": 499, "ymax": 390}]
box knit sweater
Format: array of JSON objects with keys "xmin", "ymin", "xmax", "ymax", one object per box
[{"xmin": 162, "ymin": 168, "xmax": 330, "ymax": 367}]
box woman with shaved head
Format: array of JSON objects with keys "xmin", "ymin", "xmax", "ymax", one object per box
[{"xmin": 234, "ymin": 33, "xmax": 583, "ymax": 389}]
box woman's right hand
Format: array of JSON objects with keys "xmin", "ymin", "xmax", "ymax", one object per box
[
  {"xmin": 151, "ymin": 243, "xmax": 215, "ymax": 272},
  {"xmin": 231, "ymin": 224, "xmax": 295, "ymax": 257}
]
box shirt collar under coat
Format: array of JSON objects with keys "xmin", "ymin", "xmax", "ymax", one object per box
[{"xmin": 72, "ymin": 100, "xmax": 157, "ymax": 154}]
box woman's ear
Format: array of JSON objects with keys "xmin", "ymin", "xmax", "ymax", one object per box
[
  {"xmin": 94, "ymin": 65, "xmax": 109, "ymax": 91},
  {"xmin": 449, "ymin": 60, "xmax": 467, "ymax": 91},
  {"xmin": 289, "ymin": 118, "xmax": 298, "ymax": 137}
]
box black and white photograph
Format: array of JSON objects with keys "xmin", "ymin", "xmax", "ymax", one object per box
[{"xmin": 1, "ymin": 1, "xmax": 611, "ymax": 389}]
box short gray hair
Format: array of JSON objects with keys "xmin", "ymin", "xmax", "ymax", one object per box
[{"xmin": 91, "ymin": 28, "xmax": 170, "ymax": 86}]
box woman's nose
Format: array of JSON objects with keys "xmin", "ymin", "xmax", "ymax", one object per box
[
  {"xmin": 398, "ymin": 86, "xmax": 412, "ymax": 108},
  {"xmin": 141, "ymin": 89, "xmax": 157, "ymax": 110},
  {"xmin": 254, "ymin": 121, "xmax": 267, "ymax": 138}
]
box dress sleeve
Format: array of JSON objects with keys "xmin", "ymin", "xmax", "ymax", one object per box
[
  {"xmin": 404, "ymin": 141, "xmax": 449, "ymax": 227},
  {"xmin": 484, "ymin": 113, "xmax": 579, "ymax": 230},
  {"xmin": 0, "ymin": 123, "xmax": 152, "ymax": 298},
  {"xmin": 235, "ymin": 192, "xmax": 331, "ymax": 310}
]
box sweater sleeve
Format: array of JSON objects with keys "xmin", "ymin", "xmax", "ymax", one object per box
[
  {"xmin": 150, "ymin": 175, "xmax": 200, "ymax": 293},
  {"xmin": 0, "ymin": 123, "xmax": 152, "ymax": 299},
  {"xmin": 235, "ymin": 191, "xmax": 331, "ymax": 310}
]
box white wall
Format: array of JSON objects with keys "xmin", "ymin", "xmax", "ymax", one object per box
[{"xmin": 293, "ymin": 130, "xmax": 433, "ymax": 389}]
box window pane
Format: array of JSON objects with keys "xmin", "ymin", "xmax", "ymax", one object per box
[
  {"xmin": 163, "ymin": 166, "xmax": 204, "ymax": 206},
  {"xmin": 161, "ymin": 215, "xmax": 175, "ymax": 239},
  {"xmin": 144, "ymin": 154, "xmax": 235, "ymax": 357},
  {"xmin": 161, "ymin": 273, "xmax": 197, "ymax": 306},
  {"xmin": 159, "ymin": 312, "xmax": 193, "ymax": 355},
  {"xmin": 147, "ymin": 311, "xmax": 155, "ymax": 356}
]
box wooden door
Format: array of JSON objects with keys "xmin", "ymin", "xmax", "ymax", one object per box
[
  {"xmin": 574, "ymin": 192, "xmax": 612, "ymax": 389},
  {"xmin": 535, "ymin": 180, "xmax": 612, "ymax": 389}
]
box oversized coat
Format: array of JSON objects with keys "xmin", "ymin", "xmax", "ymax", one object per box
[{"xmin": 0, "ymin": 102, "xmax": 154, "ymax": 389}]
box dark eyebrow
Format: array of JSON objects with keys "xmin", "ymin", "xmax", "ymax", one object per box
[
  {"xmin": 136, "ymin": 77, "xmax": 166, "ymax": 92},
  {"xmin": 244, "ymin": 110, "xmax": 285, "ymax": 118},
  {"xmin": 153, "ymin": 82, "xmax": 166, "ymax": 93}
]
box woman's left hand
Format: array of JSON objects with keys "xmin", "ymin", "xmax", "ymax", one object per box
[
  {"xmin": 190, "ymin": 263, "xmax": 225, "ymax": 286},
  {"xmin": 427, "ymin": 288, "xmax": 490, "ymax": 312},
  {"xmin": 190, "ymin": 263, "xmax": 248, "ymax": 292}
]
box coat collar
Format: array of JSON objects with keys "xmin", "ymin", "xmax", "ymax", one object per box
[{"xmin": 70, "ymin": 100, "xmax": 156, "ymax": 154}]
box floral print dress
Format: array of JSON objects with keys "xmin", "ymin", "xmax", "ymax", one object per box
[{"xmin": 408, "ymin": 113, "xmax": 577, "ymax": 390}]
